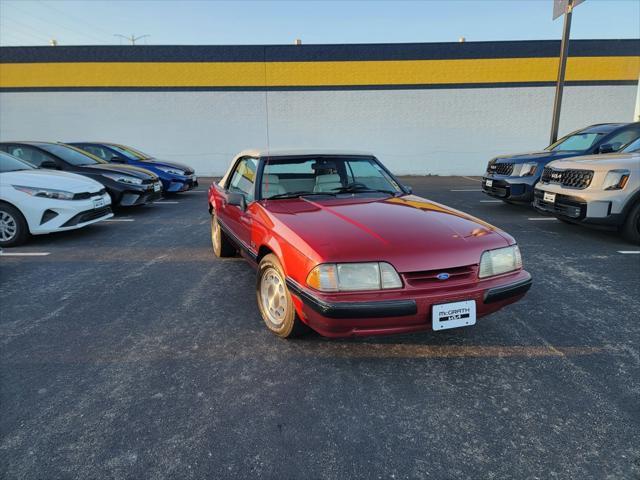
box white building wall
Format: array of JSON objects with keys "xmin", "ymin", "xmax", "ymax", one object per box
[{"xmin": 0, "ymin": 84, "xmax": 636, "ymax": 176}]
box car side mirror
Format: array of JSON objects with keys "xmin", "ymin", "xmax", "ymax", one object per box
[
  {"xmin": 403, "ymin": 185, "xmax": 413, "ymax": 194},
  {"xmin": 227, "ymin": 192, "xmax": 246, "ymax": 210},
  {"xmin": 111, "ymin": 156, "xmax": 126, "ymax": 163},
  {"xmin": 40, "ymin": 160, "xmax": 58, "ymax": 169},
  {"xmin": 598, "ymin": 143, "xmax": 616, "ymax": 154}
]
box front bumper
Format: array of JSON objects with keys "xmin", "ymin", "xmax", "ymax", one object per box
[
  {"xmin": 164, "ymin": 174, "xmax": 198, "ymax": 193},
  {"xmin": 26, "ymin": 192, "xmax": 114, "ymax": 235},
  {"xmin": 533, "ymin": 188, "xmax": 625, "ymax": 227},
  {"xmin": 287, "ymin": 270, "xmax": 532, "ymax": 337},
  {"xmin": 113, "ymin": 182, "xmax": 163, "ymax": 206},
  {"xmin": 481, "ymin": 175, "xmax": 537, "ymax": 202}
]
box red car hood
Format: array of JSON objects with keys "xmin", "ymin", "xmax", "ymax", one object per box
[{"xmin": 262, "ymin": 195, "xmax": 513, "ymax": 272}]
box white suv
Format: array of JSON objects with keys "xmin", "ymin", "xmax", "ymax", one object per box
[{"xmin": 533, "ymin": 138, "xmax": 640, "ymax": 244}]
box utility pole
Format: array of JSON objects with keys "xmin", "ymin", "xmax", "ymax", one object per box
[
  {"xmin": 114, "ymin": 34, "xmax": 150, "ymax": 45},
  {"xmin": 549, "ymin": 0, "xmax": 584, "ymax": 144}
]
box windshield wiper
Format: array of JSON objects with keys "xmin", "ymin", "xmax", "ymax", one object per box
[
  {"xmin": 266, "ymin": 191, "xmax": 337, "ymax": 200},
  {"xmin": 332, "ymin": 184, "xmax": 398, "ymax": 195}
]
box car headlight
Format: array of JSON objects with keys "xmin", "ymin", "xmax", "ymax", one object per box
[
  {"xmin": 12, "ymin": 185, "xmax": 74, "ymax": 200},
  {"xmin": 306, "ymin": 262, "xmax": 402, "ymax": 292},
  {"xmin": 602, "ymin": 169, "xmax": 630, "ymax": 190},
  {"xmin": 101, "ymin": 173, "xmax": 143, "ymax": 185},
  {"xmin": 479, "ymin": 245, "xmax": 522, "ymax": 279},
  {"xmin": 516, "ymin": 163, "xmax": 537, "ymax": 177},
  {"xmin": 157, "ymin": 166, "xmax": 185, "ymax": 175}
]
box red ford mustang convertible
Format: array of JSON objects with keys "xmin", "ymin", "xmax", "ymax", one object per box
[{"xmin": 208, "ymin": 150, "xmax": 532, "ymax": 338}]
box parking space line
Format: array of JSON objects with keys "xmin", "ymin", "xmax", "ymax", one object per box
[
  {"xmin": 105, "ymin": 218, "xmax": 134, "ymax": 222},
  {"xmin": 0, "ymin": 252, "xmax": 51, "ymax": 256},
  {"xmin": 480, "ymin": 200, "xmax": 502, "ymax": 203},
  {"xmin": 450, "ymin": 189, "xmax": 481, "ymax": 192},
  {"xmin": 153, "ymin": 201, "xmax": 180, "ymax": 204},
  {"xmin": 528, "ymin": 217, "xmax": 558, "ymax": 221},
  {"xmin": 618, "ymin": 251, "xmax": 640, "ymax": 254}
]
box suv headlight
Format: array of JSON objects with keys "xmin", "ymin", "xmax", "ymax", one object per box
[
  {"xmin": 101, "ymin": 173, "xmax": 143, "ymax": 185},
  {"xmin": 13, "ymin": 185, "xmax": 74, "ymax": 200},
  {"xmin": 602, "ymin": 169, "xmax": 630, "ymax": 190},
  {"xmin": 516, "ymin": 163, "xmax": 537, "ymax": 177},
  {"xmin": 157, "ymin": 166, "xmax": 185, "ymax": 175},
  {"xmin": 306, "ymin": 262, "xmax": 402, "ymax": 292},
  {"xmin": 479, "ymin": 245, "xmax": 522, "ymax": 278}
]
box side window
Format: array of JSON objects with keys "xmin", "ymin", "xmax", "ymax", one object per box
[
  {"xmin": 4, "ymin": 146, "xmax": 56, "ymax": 167},
  {"xmin": 228, "ymin": 157, "xmax": 258, "ymax": 203},
  {"xmin": 601, "ymin": 128, "xmax": 640, "ymax": 152}
]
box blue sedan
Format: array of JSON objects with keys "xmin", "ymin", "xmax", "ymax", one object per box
[
  {"xmin": 69, "ymin": 142, "xmax": 198, "ymax": 194},
  {"xmin": 482, "ymin": 122, "xmax": 640, "ymax": 203}
]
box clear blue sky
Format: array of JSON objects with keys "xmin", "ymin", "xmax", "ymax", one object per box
[{"xmin": 0, "ymin": 0, "xmax": 638, "ymax": 47}]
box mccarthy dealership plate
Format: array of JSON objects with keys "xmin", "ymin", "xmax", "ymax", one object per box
[
  {"xmin": 485, "ymin": 179, "xmax": 493, "ymax": 187},
  {"xmin": 543, "ymin": 192, "xmax": 556, "ymax": 203},
  {"xmin": 432, "ymin": 300, "xmax": 477, "ymax": 331},
  {"xmin": 93, "ymin": 197, "xmax": 107, "ymax": 209}
]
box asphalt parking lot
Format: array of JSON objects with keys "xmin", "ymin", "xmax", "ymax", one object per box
[{"xmin": 1, "ymin": 176, "xmax": 639, "ymax": 480}]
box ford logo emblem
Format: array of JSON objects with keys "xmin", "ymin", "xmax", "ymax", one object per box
[{"xmin": 436, "ymin": 273, "xmax": 450, "ymax": 280}]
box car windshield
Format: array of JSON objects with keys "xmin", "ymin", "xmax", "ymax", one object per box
[
  {"xmin": 547, "ymin": 132, "xmax": 605, "ymax": 152},
  {"xmin": 0, "ymin": 152, "xmax": 35, "ymax": 172},
  {"xmin": 108, "ymin": 144, "xmax": 145, "ymax": 161},
  {"xmin": 622, "ymin": 137, "xmax": 640, "ymax": 153},
  {"xmin": 40, "ymin": 144, "xmax": 107, "ymax": 166},
  {"xmin": 261, "ymin": 155, "xmax": 403, "ymax": 200},
  {"xmin": 114, "ymin": 145, "xmax": 153, "ymax": 161}
]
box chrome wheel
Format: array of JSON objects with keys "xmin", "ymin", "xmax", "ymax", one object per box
[
  {"xmin": 0, "ymin": 211, "xmax": 17, "ymax": 242},
  {"xmin": 260, "ymin": 267, "xmax": 287, "ymax": 326}
]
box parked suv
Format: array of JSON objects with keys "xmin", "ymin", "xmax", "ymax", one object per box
[
  {"xmin": 533, "ymin": 137, "xmax": 640, "ymax": 244},
  {"xmin": 482, "ymin": 122, "xmax": 640, "ymax": 203}
]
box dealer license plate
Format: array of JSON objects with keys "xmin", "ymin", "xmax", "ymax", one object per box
[
  {"xmin": 153, "ymin": 182, "xmax": 161, "ymax": 192},
  {"xmin": 543, "ymin": 192, "xmax": 556, "ymax": 204},
  {"xmin": 485, "ymin": 179, "xmax": 493, "ymax": 187},
  {"xmin": 191, "ymin": 175, "xmax": 197, "ymax": 182},
  {"xmin": 93, "ymin": 197, "xmax": 107, "ymax": 209},
  {"xmin": 432, "ymin": 300, "xmax": 476, "ymax": 331}
]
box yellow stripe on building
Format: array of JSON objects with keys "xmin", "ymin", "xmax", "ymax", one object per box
[{"xmin": 1, "ymin": 56, "xmax": 638, "ymax": 88}]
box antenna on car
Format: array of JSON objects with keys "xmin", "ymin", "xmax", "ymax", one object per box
[{"xmin": 263, "ymin": 46, "xmax": 272, "ymax": 196}]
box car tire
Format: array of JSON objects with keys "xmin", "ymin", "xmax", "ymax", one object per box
[
  {"xmin": 0, "ymin": 202, "xmax": 29, "ymax": 247},
  {"xmin": 621, "ymin": 201, "xmax": 640, "ymax": 245},
  {"xmin": 211, "ymin": 212, "xmax": 236, "ymax": 257},
  {"xmin": 256, "ymin": 254, "xmax": 309, "ymax": 338}
]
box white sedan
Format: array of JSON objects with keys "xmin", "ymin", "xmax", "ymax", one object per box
[{"xmin": 0, "ymin": 152, "xmax": 113, "ymax": 247}]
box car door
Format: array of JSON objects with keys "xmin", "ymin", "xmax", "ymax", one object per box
[{"xmin": 219, "ymin": 156, "xmax": 259, "ymax": 253}]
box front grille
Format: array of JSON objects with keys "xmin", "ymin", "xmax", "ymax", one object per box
[
  {"xmin": 487, "ymin": 160, "xmax": 514, "ymax": 176},
  {"xmin": 404, "ymin": 265, "xmax": 476, "ymax": 289},
  {"xmin": 61, "ymin": 206, "xmax": 112, "ymax": 227},
  {"xmin": 540, "ymin": 167, "xmax": 593, "ymax": 189},
  {"xmin": 72, "ymin": 188, "xmax": 107, "ymax": 200}
]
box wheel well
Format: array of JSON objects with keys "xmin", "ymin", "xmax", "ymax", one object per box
[
  {"xmin": 257, "ymin": 245, "xmax": 274, "ymax": 263},
  {"xmin": 621, "ymin": 189, "xmax": 640, "ymax": 218},
  {"xmin": 0, "ymin": 199, "xmax": 21, "ymax": 213}
]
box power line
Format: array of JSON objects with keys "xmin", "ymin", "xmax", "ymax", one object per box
[
  {"xmin": 35, "ymin": 0, "xmax": 115, "ymax": 38},
  {"xmin": 0, "ymin": 15, "xmax": 52, "ymax": 43},
  {"xmin": 4, "ymin": 1, "xmax": 110, "ymax": 44}
]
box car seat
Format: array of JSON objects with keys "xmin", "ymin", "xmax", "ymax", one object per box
[
  {"xmin": 314, "ymin": 174, "xmax": 342, "ymax": 192},
  {"xmin": 262, "ymin": 174, "xmax": 286, "ymax": 197}
]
